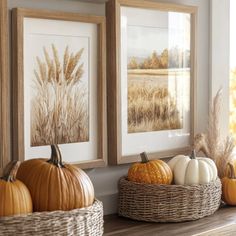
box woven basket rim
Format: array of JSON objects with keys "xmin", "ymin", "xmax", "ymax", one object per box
[
  {"xmin": 0, "ymin": 199, "xmax": 104, "ymax": 235},
  {"xmin": 118, "ymin": 176, "xmax": 221, "ymax": 222},
  {"xmin": 0, "ymin": 198, "xmax": 102, "ymax": 220},
  {"xmin": 121, "ymin": 176, "xmax": 221, "ymax": 189}
]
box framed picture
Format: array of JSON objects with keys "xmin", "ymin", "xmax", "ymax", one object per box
[
  {"xmin": 12, "ymin": 8, "xmax": 106, "ymax": 169},
  {"xmin": 0, "ymin": 0, "xmax": 10, "ymax": 174},
  {"xmin": 106, "ymin": 0, "xmax": 197, "ymax": 164}
]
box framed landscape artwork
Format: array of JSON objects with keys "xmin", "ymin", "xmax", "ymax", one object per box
[
  {"xmin": 0, "ymin": 0, "xmax": 10, "ymax": 174},
  {"xmin": 12, "ymin": 8, "xmax": 106, "ymax": 169},
  {"xmin": 106, "ymin": 0, "xmax": 197, "ymax": 164}
]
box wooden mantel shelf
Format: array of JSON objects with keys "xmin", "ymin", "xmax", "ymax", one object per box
[{"xmin": 104, "ymin": 206, "xmax": 236, "ymax": 236}]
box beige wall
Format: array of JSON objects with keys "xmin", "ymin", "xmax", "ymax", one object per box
[{"xmin": 8, "ymin": 0, "xmax": 210, "ymax": 215}]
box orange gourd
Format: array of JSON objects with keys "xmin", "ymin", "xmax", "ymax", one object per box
[
  {"xmin": 17, "ymin": 145, "xmax": 94, "ymax": 212},
  {"xmin": 222, "ymin": 163, "xmax": 236, "ymax": 205},
  {"xmin": 0, "ymin": 161, "xmax": 33, "ymax": 217},
  {"xmin": 128, "ymin": 152, "xmax": 173, "ymax": 184}
]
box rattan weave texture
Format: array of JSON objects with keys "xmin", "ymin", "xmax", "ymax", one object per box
[
  {"xmin": 0, "ymin": 199, "xmax": 103, "ymax": 236},
  {"xmin": 118, "ymin": 177, "xmax": 221, "ymax": 222}
]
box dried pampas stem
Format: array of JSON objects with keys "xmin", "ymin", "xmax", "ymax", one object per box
[{"xmin": 194, "ymin": 89, "xmax": 235, "ymax": 178}]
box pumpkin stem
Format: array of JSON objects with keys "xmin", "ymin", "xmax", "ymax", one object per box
[
  {"xmin": 48, "ymin": 144, "xmax": 64, "ymax": 167},
  {"xmin": 1, "ymin": 161, "xmax": 21, "ymax": 182},
  {"xmin": 228, "ymin": 163, "xmax": 236, "ymax": 179},
  {"xmin": 190, "ymin": 149, "xmax": 196, "ymax": 159},
  {"xmin": 140, "ymin": 152, "xmax": 149, "ymax": 163}
]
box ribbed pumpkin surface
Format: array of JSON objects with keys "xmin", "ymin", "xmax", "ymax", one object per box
[
  {"xmin": 0, "ymin": 180, "xmax": 32, "ymax": 217},
  {"xmin": 0, "ymin": 162, "xmax": 33, "ymax": 217},
  {"xmin": 222, "ymin": 177, "xmax": 236, "ymax": 205},
  {"xmin": 128, "ymin": 153, "xmax": 172, "ymax": 184},
  {"xmin": 17, "ymin": 158, "xmax": 94, "ymax": 212},
  {"xmin": 222, "ymin": 163, "xmax": 236, "ymax": 205}
]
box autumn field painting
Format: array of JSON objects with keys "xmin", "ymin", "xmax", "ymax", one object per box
[
  {"xmin": 127, "ymin": 25, "xmax": 190, "ymax": 133},
  {"xmin": 31, "ymin": 44, "xmax": 89, "ymax": 146}
]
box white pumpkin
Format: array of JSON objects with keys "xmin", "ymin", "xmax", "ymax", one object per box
[{"xmin": 168, "ymin": 150, "xmax": 218, "ymax": 185}]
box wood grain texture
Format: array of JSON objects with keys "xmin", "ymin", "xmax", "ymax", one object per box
[
  {"xmin": 119, "ymin": 0, "xmax": 198, "ymax": 13},
  {"xmin": 106, "ymin": 0, "xmax": 198, "ymax": 165},
  {"xmin": 11, "ymin": 8, "xmax": 107, "ymax": 169},
  {"xmin": 12, "ymin": 8, "xmax": 24, "ymax": 163},
  {"xmin": 104, "ymin": 206, "xmax": 236, "ymax": 236},
  {"xmin": 96, "ymin": 15, "xmax": 108, "ymax": 168},
  {"xmin": 190, "ymin": 8, "xmax": 198, "ymax": 147},
  {"xmin": 0, "ymin": 0, "xmax": 10, "ymax": 175},
  {"xmin": 78, "ymin": 0, "xmax": 199, "ymax": 11},
  {"xmin": 106, "ymin": 0, "xmax": 120, "ymax": 165}
]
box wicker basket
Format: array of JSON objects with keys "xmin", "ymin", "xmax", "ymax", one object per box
[
  {"xmin": 118, "ymin": 177, "xmax": 222, "ymax": 222},
  {"xmin": 0, "ymin": 199, "xmax": 103, "ymax": 236}
]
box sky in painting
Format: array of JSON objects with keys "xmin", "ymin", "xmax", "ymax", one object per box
[
  {"xmin": 127, "ymin": 26, "xmax": 168, "ymax": 58},
  {"xmin": 127, "ymin": 12, "xmax": 190, "ymax": 59}
]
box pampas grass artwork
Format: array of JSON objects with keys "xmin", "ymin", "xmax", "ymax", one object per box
[
  {"xmin": 194, "ymin": 89, "xmax": 235, "ymax": 178},
  {"xmin": 31, "ymin": 44, "xmax": 89, "ymax": 146}
]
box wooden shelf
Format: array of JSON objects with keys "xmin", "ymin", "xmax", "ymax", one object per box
[{"xmin": 104, "ymin": 206, "xmax": 236, "ymax": 236}]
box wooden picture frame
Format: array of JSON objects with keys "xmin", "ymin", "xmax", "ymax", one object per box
[
  {"xmin": 12, "ymin": 8, "xmax": 107, "ymax": 169},
  {"xmin": 0, "ymin": 0, "xmax": 10, "ymax": 174},
  {"xmin": 106, "ymin": 0, "xmax": 197, "ymax": 164}
]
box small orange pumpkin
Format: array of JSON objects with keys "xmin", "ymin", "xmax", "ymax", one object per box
[
  {"xmin": 222, "ymin": 163, "xmax": 236, "ymax": 205},
  {"xmin": 0, "ymin": 161, "xmax": 33, "ymax": 217},
  {"xmin": 17, "ymin": 145, "xmax": 94, "ymax": 212},
  {"xmin": 128, "ymin": 152, "xmax": 173, "ymax": 184}
]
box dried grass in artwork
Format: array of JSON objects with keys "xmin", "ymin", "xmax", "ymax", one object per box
[
  {"xmin": 31, "ymin": 44, "xmax": 89, "ymax": 146},
  {"xmin": 128, "ymin": 82, "xmax": 182, "ymax": 133}
]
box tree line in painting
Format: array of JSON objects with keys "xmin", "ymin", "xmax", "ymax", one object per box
[{"xmin": 128, "ymin": 47, "xmax": 190, "ymax": 70}]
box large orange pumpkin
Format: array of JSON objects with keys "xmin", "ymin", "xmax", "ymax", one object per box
[
  {"xmin": 128, "ymin": 152, "xmax": 173, "ymax": 184},
  {"xmin": 0, "ymin": 161, "xmax": 33, "ymax": 217},
  {"xmin": 17, "ymin": 145, "xmax": 94, "ymax": 212},
  {"xmin": 222, "ymin": 163, "xmax": 236, "ymax": 205}
]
